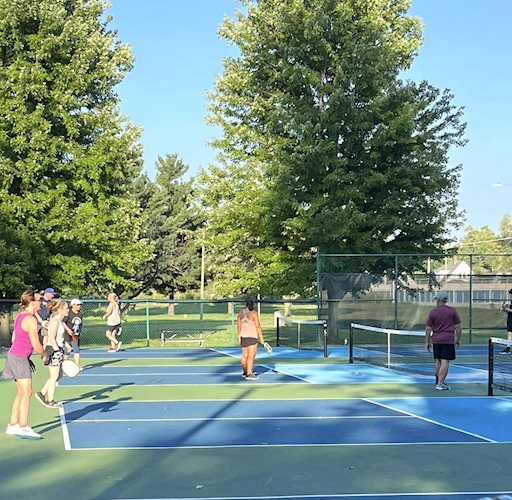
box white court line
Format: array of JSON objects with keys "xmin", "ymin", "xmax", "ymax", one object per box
[
  {"xmin": 121, "ymin": 492, "xmax": 512, "ymax": 500},
  {"xmin": 58, "ymin": 405, "xmax": 72, "ymax": 451},
  {"xmin": 66, "ymin": 440, "xmax": 497, "ymax": 451},
  {"xmin": 76, "ymin": 366, "xmax": 314, "ymax": 384},
  {"xmin": 74, "ymin": 372, "xmax": 255, "ymax": 376},
  {"xmin": 364, "ymin": 398, "xmax": 496, "ymax": 443},
  {"xmin": 63, "ymin": 395, "xmax": 512, "ymax": 403},
  {"xmin": 70, "ymin": 415, "xmax": 410, "ymax": 423},
  {"xmin": 120, "ymin": 492, "xmax": 512, "ymax": 500}
]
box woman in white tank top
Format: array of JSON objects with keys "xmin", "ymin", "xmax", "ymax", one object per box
[
  {"xmin": 103, "ymin": 293, "xmax": 122, "ymax": 352},
  {"xmin": 36, "ymin": 299, "xmax": 68, "ymax": 408},
  {"xmin": 237, "ymin": 297, "xmax": 265, "ymax": 380}
]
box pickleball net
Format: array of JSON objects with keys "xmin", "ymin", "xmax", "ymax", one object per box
[
  {"xmin": 349, "ymin": 322, "xmax": 434, "ymax": 376},
  {"xmin": 488, "ymin": 337, "xmax": 512, "ymax": 396},
  {"xmin": 276, "ymin": 315, "xmax": 328, "ymax": 356}
]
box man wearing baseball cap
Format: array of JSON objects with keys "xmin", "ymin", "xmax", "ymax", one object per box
[
  {"xmin": 35, "ymin": 288, "xmax": 56, "ymax": 348},
  {"xmin": 63, "ymin": 299, "xmax": 83, "ymax": 369},
  {"xmin": 425, "ymin": 290, "xmax": 462, "ymax": 391}
]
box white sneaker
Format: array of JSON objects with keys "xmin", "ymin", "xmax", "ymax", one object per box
[
  {"xmin": 435, "ymin": 383, "xmax": 450, "ymax": 391},
  {"xmin": 5, "ymin": 423, "xmax": 20, "ymax": 435},
  {"xmin": 107, "ymin": 349, "xmax": 116, "ymax": 353},
  {"xmin": 116, "ymin": 341, "xmax": 123, "ymax": 352},
  {"xmin": 16, "ymin": 426, "xmax": 42, "ymax": 440}
]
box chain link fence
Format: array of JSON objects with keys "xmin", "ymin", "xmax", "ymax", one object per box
[
  {"xmin": 318, "ymin": 252, "xmax": 512, "ymax": 344},
  {"xmin": 0, "ymin": 298, "xmax": 318, "ymax": 348}
]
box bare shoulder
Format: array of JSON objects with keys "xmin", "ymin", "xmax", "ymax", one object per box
[{"xmin": 21, "ymin": 314, "xmax": 36, "ymax": 327}]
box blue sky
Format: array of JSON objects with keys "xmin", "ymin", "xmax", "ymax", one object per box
[{"xmin": 108, "ymin": 0, "xmax": 511, "ymax": 239}]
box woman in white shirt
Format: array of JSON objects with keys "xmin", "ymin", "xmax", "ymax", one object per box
[
  {"xmin": 35, "ymin": 300, "xmax": 68, "ymax": 409},
  {"xmin": 103, "ymin": 293, "xmax": 122, "ymax": 352}
]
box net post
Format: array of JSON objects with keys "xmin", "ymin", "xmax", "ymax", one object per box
[
  {"xmin": 348, "ymin": 323, "xmax": 353, "ymax": 363},
  {"xmin": 387, "ymin": 332, "xmax": 391, "ymax": 369},
  {"xmin": 322, "ymin": 320, "xmax": 328, "ymax": 358},
  {"xmin": 276, "ymin": 314, "xmax": 280, "ymax": 347},
  {"xmin": 488, "ymin": 337, "xmax": 494, "ymax": 396}
]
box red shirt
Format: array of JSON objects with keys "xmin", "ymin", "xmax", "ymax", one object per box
[{"xmin": 426, "ymin": 304, "xmax": 461, "ymax": 344}]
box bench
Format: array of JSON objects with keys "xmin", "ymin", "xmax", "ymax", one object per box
[{"xmin": 160, "ymin": 328, "xmax": 216, "ymax": 347}]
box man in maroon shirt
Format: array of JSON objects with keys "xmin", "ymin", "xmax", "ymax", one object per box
[{"xmin": 425, "ymin": 290, "xmax": 462, "ymax": 391}]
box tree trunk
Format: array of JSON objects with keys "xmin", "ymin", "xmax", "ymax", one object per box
[
  {"xmin": 167, "ymin": 303, "xmax": 175, "ymax": 316},
  {"xmin": 167, "ymin": 291, "xmax": 175, "ymax": 316},
  {"xmin": 327, "ymin": 300, "xmax": 339, "ymax": 343}
]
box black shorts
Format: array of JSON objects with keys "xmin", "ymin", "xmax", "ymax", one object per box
[
  {"xmin": 240, "ymin": 337, "xmax": 258, "ymax": 348},
  {"xmin": 507, "ymin": 314, "xmax": 512, "ymax": 332},
  {"xmin": 433, "ymin": 343, "xmax": 456, "ymax": 361},
  {"xmin": 107, "ymin": 324, "xmax": 121, "ymax": 335}
]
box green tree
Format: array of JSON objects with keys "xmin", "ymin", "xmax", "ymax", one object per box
[
  {"xmin": 458, "ymin": 215, "xmax": 512, "ymax": 272},
  {"xmin": 133, "ymin": 154, "xmax": 202, "ymax": 300},
  {"xmin": 202, "ymin": 0, "xmax": 466, "ymax": 297},
  {"xmin": 0, "ymin": 0, "xmax": 148, "ymax": 296}
]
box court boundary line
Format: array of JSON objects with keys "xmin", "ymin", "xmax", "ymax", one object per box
[
  {"xmin": 365, "ymin": 398, "xmax": 496, "ymax": 443},
  {"xmin": 63, "ymin": 363, "xmax": 315, "ymax": 385},
  {"xmin": 62, "ymin": 395, "xmax": 511, "ymax": 403},
  {"xmin": 58, "ymin": 405, "xmax": 72, "ymax": 451},
  {"xmin": 118, "ymin": 491, "xmax": 512, "ymax": 500},
  {"xmin": 59, "ymin": 382, "xmax": 311, "ymax": 387},
  {"xmin": 121, "ymin": 492, "xmax": 512, "ymax": 500},
  {"xmin": 65, "ymin": 441, "xmax": 497, "ymax": 451},
  {"xmin": 70, "ymin": 415, "xmax": 411, "ymax": 423}
]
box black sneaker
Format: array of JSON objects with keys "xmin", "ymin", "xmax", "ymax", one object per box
[
  {"xmin": 245, "ymin": 373, "xmax": 259, "ymax": 380},
  {"xmin": 47, "ymin": 401, "xmax": 63, "ymax": 408},
  {"xmin": 35, "ymin": 392, "xmax": 48, "ymax": 407},
  {"xmin": 500, "ymin": 347, "xmax": 511, "ymax": 355}
]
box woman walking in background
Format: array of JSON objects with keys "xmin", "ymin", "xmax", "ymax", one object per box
[
  {"xmin": 3, "ymin": 290, "xmax": 47, "ymax": 439},
  {"xmin": 36, "ymin": 300, "xmax": 69, "ymax": 408},
  {"xmin": 103, "ymin": 292, "xmax": 122, "ymax": 352},
  {"xmin": 237, "ymin": 297, "xmax": 265, "ymax": 380}
]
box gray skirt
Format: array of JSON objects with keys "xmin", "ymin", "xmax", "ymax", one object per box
[{"xmin": 2, "ymin": 354, "xmax": 32, "ymax": 380}]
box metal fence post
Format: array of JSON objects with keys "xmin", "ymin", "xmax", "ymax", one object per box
[
  {"xmin": 145, "ymin": 301, "xmax": 150, "ymax": 347},
  {"xmin": 231, "ymin": 300, "xmax": 236, "ymax": 346}
]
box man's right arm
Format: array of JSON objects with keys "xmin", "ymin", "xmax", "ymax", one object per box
[
  {"xmin": 454, "ymin": 323, "xmax": 462, "ymax": 346},
  {"xmin": 425, "ymin": 325, "xmax": 433, "ymax": 351}
]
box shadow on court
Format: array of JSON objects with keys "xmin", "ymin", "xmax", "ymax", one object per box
[
  {"xmin": 82, "ymin": 358, "xmax": 125, "ymax": 370},
  {"xmin": 34, "ymin": 396, "xmax": 132, "ymax": 435}
]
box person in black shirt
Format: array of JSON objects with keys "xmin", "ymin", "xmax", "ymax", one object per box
[
  {"xmin": 35, "ymin": 287, "xmax": 56, "ymax": 348},
  {"xmin": 500, "ymin": 289, "xmax": 512, "ymax": 354},
  {"xmin": 63, "ymin": 299, "xmax": 83, "ymax": 369}
]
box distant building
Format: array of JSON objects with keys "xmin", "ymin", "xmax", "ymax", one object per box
[{"xmin": 435, "ymin": 260, "xmax": 471, "ymax": 283}]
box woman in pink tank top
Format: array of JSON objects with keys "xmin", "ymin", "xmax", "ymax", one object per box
[
  {"xmin": 3, "ymin": 290, "xmax": 47, "ymax": 440},
  {"xmin": 237, "ymin": 297, "xmax": 265, "ymax": 380}
]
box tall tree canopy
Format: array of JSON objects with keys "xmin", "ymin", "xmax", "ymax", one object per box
[
  {"xmin": 132, "ymin": 154, "xmax": 203, "ymax": 299},
  {"xmin": 0, "ymin": 0, "xmax": 148, "ymax": 296},
  {"xmin": 458, "ymin": 214, "xmax": 512, "ymax": 273},
  {"xmin": 201, "ymin": 0, "xmax": 466, "ymax": 296}
]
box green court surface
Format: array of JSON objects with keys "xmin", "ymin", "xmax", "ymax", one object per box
[{"xmin": 1, "ymin": 346, "xmax": 511, "ymax": 500}]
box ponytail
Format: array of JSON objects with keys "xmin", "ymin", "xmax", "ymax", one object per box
[{"xmin": 245, "ymin": 297, "xmax": 254, "ymax": 311}]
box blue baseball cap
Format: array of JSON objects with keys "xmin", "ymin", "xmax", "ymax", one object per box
[
  {"xmin": 44, "ymin": 288, "xmax": 55, "ymax": 294},
  {"xmin": 434, "ymin": 290, "xmax": 448, "ymax": 301}
]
